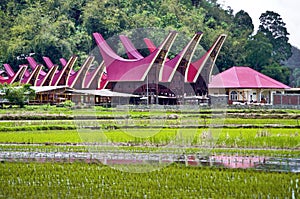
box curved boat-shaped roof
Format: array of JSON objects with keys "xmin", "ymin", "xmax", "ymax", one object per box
[
  {"xmin": 26, "ymin": 57, "xmax": 47, "ymax": 77},
  {"xmin": 0, "ymin": 65, "xmax": 27, "ymax": 84},
  {"xmin": 186, "ymin": 34, "xmax": 227, "ymax": 83},
  {"xmin": 60, "ymin": 58, "xmax": 67, "ymax": 67},
  {"xmin": 43, "ymin": 56, "xmax": 76, "ymax": 75},
  {"xmin": 3, "ymin": 64, "xmax": 15, "ymax": 77},
  {"xmin": 21, "ymin": 64, "xmax": 42, "ymax": 86},
  {"xmin": 143, "ymin": 34, "xmax": 227, "ymax": 83},
  {"xmin": 2, "ymin": 64, "xmax": 31, "ymax": 79},
  {"xmin": 143, "ymin": 38, "xmax": 156, "ymax": 54},
  {"xmin": 143, "ymin": 33, "xmax": 203, "ymax": 82},
  {"xmin": 51, "ymin": 56, "xmax": 77, "ymax": 86},
  {"xmin": 84, "ymin": 61, "xmax": 106, "ymax": 89},
  {"xmin": 43, "ymin": 56, "xmax": 55, "ymax": 70},
  {"xmin": 36, "ymin": 65, "xmax": 58, "ymax": 86},
  {"xmin": 99, "ymin": 73, "xmax": 108, "ymax": 90},
  {"xmin": 93, "ymin": 31, "xmax": 177, "ymax": 82},
  {"xmin": 69, "ymin": 56, "xmax": 94, "ymax": 88},
  {"xmin": 119, "ymin": 35, "xmax": 144, "ymax": 60}
]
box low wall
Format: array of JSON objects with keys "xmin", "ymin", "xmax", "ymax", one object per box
[{"xmin": 273, "ymin": 94, "xmax": 300, "ymax": 106}]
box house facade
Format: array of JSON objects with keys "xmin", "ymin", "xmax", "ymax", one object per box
[{"xmin": 208, "ymin": 66, "xmax": 290, "ymax": 105}]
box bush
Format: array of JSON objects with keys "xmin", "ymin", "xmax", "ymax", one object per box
[
  {"xmin": 0, "ymin": 83, "xmax": 35, "ymax": 108},
  {"xmin": 59, "ymin": 100, "xmax": 75, "ymax": 108}
]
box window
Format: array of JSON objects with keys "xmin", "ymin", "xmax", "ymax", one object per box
[{"xmin": 230, "ymin": 91, "xmax": 238, "ymax": 101}]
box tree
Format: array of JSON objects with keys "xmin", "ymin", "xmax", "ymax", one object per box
[
  {"xmin": 289, "ymin": 68, "xmax": 300, "ymax": 87},
  {"xmin": 2, "ymin": 0, "xmax": 289, "ymax": 76},
  {"xmin": 218, "ymin": 10, "xmax": 255, "ymax": 69},
  {"xmin": 261, "ymin": 63, "xmax": 291, "ymax": 85},
  {"xmin": 284, "ymin": 46, "xmax": 300, "ymax": 87},
  {"xmin": 233, "ymin": 10, "xmax": 254, "ymax": 37},
  {"xmin": 190, "ymin": 0, "xmax": 201, "ymax": 7},
  {"xmin": 245, "ymin": 32, "xmax": 273, "ymax": 71},
  {"xmin": 0, "ymin": 83, "xmax": 35, "ymax": 108},
  {"xmin": 258, "ymin": 11, "xmax": 292, "ymax": 63},
  {"xmin": 82, "ymin": 0, "xmax": 130, "ymax": 38}
]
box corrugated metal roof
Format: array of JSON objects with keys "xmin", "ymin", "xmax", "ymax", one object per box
[
  {"xmin": 31, "ymin": 86, "xmax": 71, "ymax": 93},
  {"xmin": 73, "ymin": 89, "xmax": 140, "ymax": 97},
  {"xmin": 208, "ymin": 66, "xmax": 290, "ymax": 89}
]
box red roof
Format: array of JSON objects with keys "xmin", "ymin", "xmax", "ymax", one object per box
[{"xmin": 208, "ymin": 66, "xmax": 290, "ymax": 89}]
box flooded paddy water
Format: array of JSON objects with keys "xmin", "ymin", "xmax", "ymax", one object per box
[{"xmin": 1, "ymin": 149, "xmax": 299, "ymax": 173}]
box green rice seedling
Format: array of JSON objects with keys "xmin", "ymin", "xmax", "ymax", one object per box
[
  {"xmin": 0, "ymin": 127, "xmax": 299, "ymax": 149},
  {"xmin": 0, "ymin": 130, "xmax": 81, "ymax": 143},
  {"xmin": 0, "ymin": 162, "xmax": 298, "ymax": 198}
]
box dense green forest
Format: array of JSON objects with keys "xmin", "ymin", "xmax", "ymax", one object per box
[{"xmin": 0, "ymin": 0, "xmax": 298, "ymax": 86}]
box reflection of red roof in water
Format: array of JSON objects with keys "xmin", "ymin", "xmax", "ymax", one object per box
[
  {"xmin": 208, "ymin": 66, "xmax": 290, "ymax": 89},
  {"xmin": 210, "ymin": 155, "xmax": 266, "ymax": 169}
]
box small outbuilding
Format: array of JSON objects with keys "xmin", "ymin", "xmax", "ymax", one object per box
[{"xmin": 208, "ymin": 66, "xmax": 290, "ymax": 105}]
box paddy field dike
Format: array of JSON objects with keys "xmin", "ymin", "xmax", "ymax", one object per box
[{"xmin": 0, "ymin": 105, "xmax": 299, "ymax": 198}]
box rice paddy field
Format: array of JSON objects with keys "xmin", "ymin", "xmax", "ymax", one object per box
[{"xmin": 0, "ymin": 105, "xmax": 299, "ymax": 198}]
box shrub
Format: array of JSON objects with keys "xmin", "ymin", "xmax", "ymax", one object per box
[{"xmin": 60, "ymin": 100, "xmax": 75, "ymax": 108}]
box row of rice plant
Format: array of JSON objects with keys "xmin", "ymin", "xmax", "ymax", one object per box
[
  {"xmin": 0, "ymin": 130, "xmax": 81, "ymax": 144},
  {"xmin": 0, "ymin": 118, "xmax": 299, "ymax": 132},
  {"xmin": 0, "ymin": 128, "xmax": 299, "ymax": 149},
  {"xmin": 1, "ymin": 144, "xmax": 299, "ymax": 158},
  {"xmin": 0, "ymin": 162, "xmax": 298, "ymax": 198},
  {"xmin": 0, "ymin": 120, "xmax": 75, "ymax": 127},
  {"xmin": 2, "ymin": 106, "xmax": 300, "ymax": 118}
]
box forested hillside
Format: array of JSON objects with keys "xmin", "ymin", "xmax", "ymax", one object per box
[
  {"xmin": 284, "ymin": 46, "xmax": 300, "ymax": 87},
  {"xmin": 0, "ymin": 0, "xmax": 298, "ymax": 86}
]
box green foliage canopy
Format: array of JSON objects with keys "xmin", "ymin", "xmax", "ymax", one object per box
[
  {"xmin": 0, "ymin": 83, "xmax": 35, "ymax": 108},
  {"xmin": 0, "ymin": 0, "xmax": 294, "ymax": 86}
]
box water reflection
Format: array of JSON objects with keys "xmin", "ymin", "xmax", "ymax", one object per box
[
  {"xmin": 0, "ymin": 151, "xmax": 299, "ymax": 173},
  {"xmin": 255, "ymin": 158, "xmax": 300, "ymax": 173}
]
